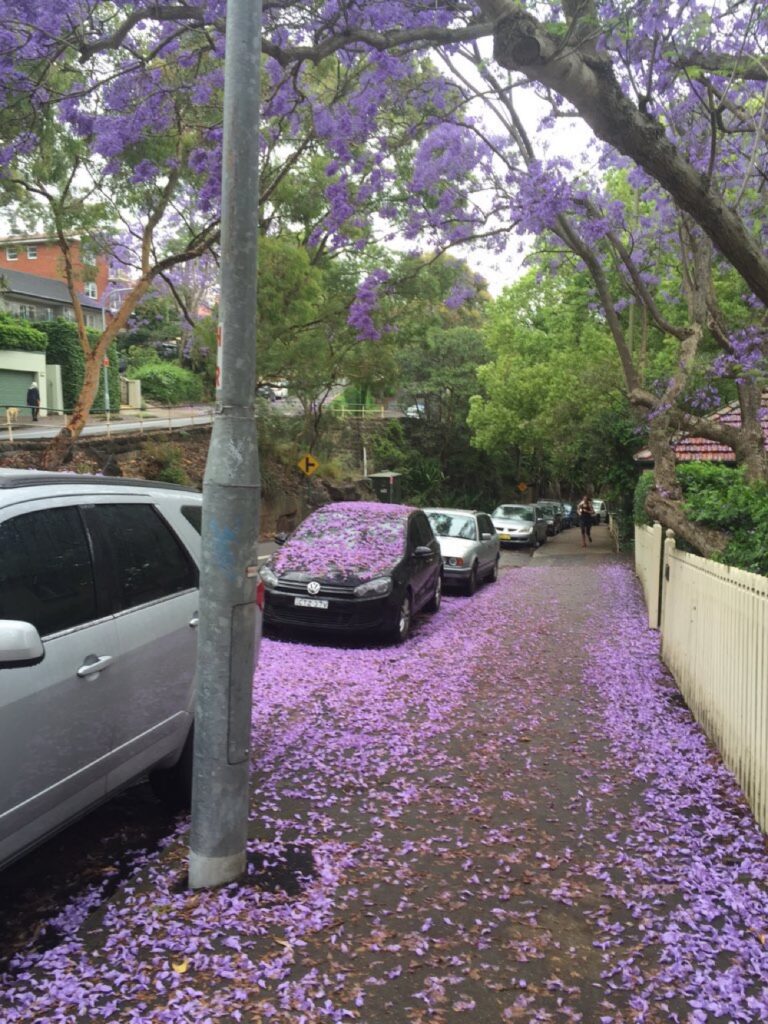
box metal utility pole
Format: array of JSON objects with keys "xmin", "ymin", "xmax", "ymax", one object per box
[{"xmin": 188, "ymin": 0, "xmax": 262, "ymax": 889}]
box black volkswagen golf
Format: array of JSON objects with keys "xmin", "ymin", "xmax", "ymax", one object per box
[{"xmin": 260, "ymin": 501, "xmax": 442, "ymax": 643}]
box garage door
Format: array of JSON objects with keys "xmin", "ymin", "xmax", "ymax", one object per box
[{"xmin": 0, "ymin": 370, "xmax": 34, "ymax": 419}]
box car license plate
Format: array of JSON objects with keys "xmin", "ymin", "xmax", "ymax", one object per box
[
  {"xmin": 294, "ymin": 597, "xmax": 329, "ymax": 609},
  {"xmin": 499, "ymin": 533, "xmax": 511, "ymax": 541}
]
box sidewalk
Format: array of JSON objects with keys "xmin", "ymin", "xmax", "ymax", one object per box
[{"xmin": 2, "ymin": 554, "xmax": 767, "ymax": 1023}]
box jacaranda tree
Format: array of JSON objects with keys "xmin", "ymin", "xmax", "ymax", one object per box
[{"xmin": 0, "ymin": 1, "xmax": 765, "ymax": 551}]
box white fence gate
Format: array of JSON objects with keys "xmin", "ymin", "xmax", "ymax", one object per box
[{"xmin": 636, "ymin": 526, "xmax": 768, "ymax": 832}]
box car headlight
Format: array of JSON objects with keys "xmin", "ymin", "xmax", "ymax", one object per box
[
  {"xmin": 353, "ymin": 576, "xmax": 393, "ymax": 598},
  {"xmin": 259, "ymin": 565, "xmax": 279, "ymax": 589},
  {"xmin": 443, "ymin": 556, "xmax": 465, "ymax": 566}
]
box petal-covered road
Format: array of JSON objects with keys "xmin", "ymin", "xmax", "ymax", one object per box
[{"xmin": 2, "ymin": 562, "xmax": 768, "ymax": 1023}]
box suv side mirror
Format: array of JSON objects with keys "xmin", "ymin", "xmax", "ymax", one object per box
[{"xmin": 0, "ymin": 620, "xmax": 45, "ymax": 668}]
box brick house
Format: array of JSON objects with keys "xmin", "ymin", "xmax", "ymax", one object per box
[{"xmin": 0, "ymin": 235, "xmax": 110, "ymax": 419}]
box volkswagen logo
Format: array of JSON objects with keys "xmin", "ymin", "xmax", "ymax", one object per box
[{"xmin": 307, "ymin": 581, "xmax": 321, "ymax": 596}]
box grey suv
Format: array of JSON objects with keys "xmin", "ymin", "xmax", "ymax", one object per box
[{"xmin": 0, "ymin": 470, "xmax": 202, "ymax": 870}]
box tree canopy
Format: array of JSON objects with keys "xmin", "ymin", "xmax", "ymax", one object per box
[{"xmin": 0, "ymin": 0, "xmax": 765, "ymax": 549}]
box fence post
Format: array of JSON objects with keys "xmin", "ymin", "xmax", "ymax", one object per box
[{"xmin": 660, "ymin": 528, "xmax": 676, "ymax": 632}]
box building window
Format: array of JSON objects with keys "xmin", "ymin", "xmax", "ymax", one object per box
[
  {"xmin": 6, "ymin": 246, "xmax": 18, "ymax": 261},
  {"xmin": 84, "ymin": 281, "xmax": 98, "ymax": 299},
  {"xmin": 18, "ymin": 304, "xmax": 35, "ymax": 320},
  {"xmin": 26, "ymin": 245, "xmax": 38, "ymax": 260}
]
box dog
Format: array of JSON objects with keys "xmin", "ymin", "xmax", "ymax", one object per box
[{"xmin": 5, "ymin": 407, "xmax": 19, "ymax": 424}]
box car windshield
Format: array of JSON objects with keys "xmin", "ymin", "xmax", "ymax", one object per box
[
  {"xmin": 274, "ymin": 501, "xmax": 410, "ymax": 581},
  {"xmin": 494, "ymin": 505, "xmax": 532, "ymax": 522},
  {"xmin": 427, "ymin": 512, "xmax": 477, "ymax": 540}
]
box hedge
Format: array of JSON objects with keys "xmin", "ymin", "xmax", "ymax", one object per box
[
  {"xmin": 0, "ymin": 312, "xmax": 47, "ymax": 352},
  {"xmin": 35, "ymin": 319, "xmax": 119, "ymax": 413},
  {"xmin": 132, "ymin": 362, "xmax": 204, "ymax": 405}
]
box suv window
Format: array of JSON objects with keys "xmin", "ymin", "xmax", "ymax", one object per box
[
  {"xmin": 0, "ymin": 507, "xmax": 97, "ymax": 636},
  {"xmin": 92, "ymin": 504, "xmax": 197, "ymax": 610}
]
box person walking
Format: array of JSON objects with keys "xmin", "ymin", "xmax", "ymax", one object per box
[
  {"xmin": 577, "ymin": 495, "xmax": 594, "ymax": 547},
  {"xmin": 26, "ymin": 380, "xmax": 41, "ymax": 422}
]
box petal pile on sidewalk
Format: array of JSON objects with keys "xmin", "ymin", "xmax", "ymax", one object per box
[{"xmin": 2, "ymin": 562, "xmax": 767, "ymax": 1023}]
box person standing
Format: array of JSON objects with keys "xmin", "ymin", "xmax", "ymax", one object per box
[
  {"xmin": 26, "ymin": 380, "xmax": 41, "ymax": 422},
  {"xmin": 577, "ymin": 495, "xmax": 594, "ymax": 548}
]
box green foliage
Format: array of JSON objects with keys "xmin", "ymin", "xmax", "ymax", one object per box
[
  {"xmin": 35, "ymin": 319, "xmax": 85, "ymax": 410},
  {"xmin": 120, "ymin": 296, "xmax": 182, "ymax": 349},
  {"xmin": 0, "ymin": 313, "xmax": 47, "ymax": 351},
  {"xmin": 181, "ymin": 316, "xmax": 217, "ymax": 396},
  {"xmin": 125, "ymin": 345, "xmax": 161, "ymax": 369},
  {"xmin": 469, "ymin": 266, "xmax": 640, "ymax": 504},
  {"xmin": 139, "ymin": 440, "xmax": 191, "ymax": 485},
  {"xmin": 659, "ymin": 463, "xmax": 768, "ymax": 576},
  {"xmin": 633, "ymin": 471, "xmax": 655, "ymax": 526},
  {"xmin": 633, "ymin": 463, "xmax": 768, "ymax": 575},
  {"xmin": 132, "ymin": 362, "xmax": 204, "ymax": 405}
]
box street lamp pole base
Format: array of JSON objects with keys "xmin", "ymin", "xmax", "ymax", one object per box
[{"xmin": 188, "ymin": 849, "xmax": 246, "ymax": 890}]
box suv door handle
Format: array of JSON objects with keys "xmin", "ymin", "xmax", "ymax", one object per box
[
  {"xmin": 189, "ymin": 614, "xmax": 199, "ymax": 628},
  {"xmin": 77, "ymin": 655, "xmax": 114, "ymax": 678}
]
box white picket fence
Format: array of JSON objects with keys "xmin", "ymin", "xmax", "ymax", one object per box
[
  {"xmin": 635, "ymin": 525, "xmax": 768, "ymax": 831},
  {"xmin": 634, "ymin": 523, "xmax": 664, "ymax": 628}
]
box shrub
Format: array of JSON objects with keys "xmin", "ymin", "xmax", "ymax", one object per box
[
  {"xmin": 125, "ymin": 345, "xmax": 161, "ymax": 370},
  {"xmin": 139, "ymin": 441, "xmax": 191, "ymax": 485},
  {"xmin": 679, "ymin": 463, "xmax": 768, "ymax": 576},
  {"xmin": 132, "ymin": 362, "xmax": 204, "ymax": 405},
  {"xmin": 0, "ymin": 313, "xmax": 47, "ymax": 351}
]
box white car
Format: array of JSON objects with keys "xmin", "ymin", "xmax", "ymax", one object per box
[
  {"xmin": 592, "ymin": 498, "xmax": 609, "ymax": 523},
  {"xmin": 424, "ymin": 508, "xmax": 500, "ymax": 595}
]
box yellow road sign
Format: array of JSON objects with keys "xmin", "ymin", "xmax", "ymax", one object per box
[
  {"xmin": 297, "ymin": 453, "xmax": 319, "ymax": 476},
  {"xmin": 517, "ymin": 481, "xmax": 528, "ymax": 492}
]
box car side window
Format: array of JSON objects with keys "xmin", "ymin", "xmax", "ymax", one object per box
[
  {"xmin": 411, "ymin": 513, "xmax": 434, "ymax": 548},
  {"xmin": 0, "ymin": 507, "xmax": 97, "ymax": 636},
  {"xmin": 92, "ymin": 504, "xmax": 198, "ymax": 610},
  {"xmin": 479, "ymin": 512, "xmax": 495, "ymax": 536}
]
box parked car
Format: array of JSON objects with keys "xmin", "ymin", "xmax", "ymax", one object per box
[
  {"xmin": 424, "ymin": 508, "xmax": 500, "ymax": 594},
  {"xmin": 404, "ymin": 400, "xmax": 426, "ymax": 419},
  {"xmin": 535, "ymin": 501, "xmax": 563, "ymax": 536},
  {"xmin": 0, "ymin": 470, "xmax": 203, "ymax": 871},
  {"xmin": 491, "ymin": 503, "xmax": 548, "ymax": 548},
  {"xmin": 561, "ymin": 502, "xmax": 575, "ymax": 528},
  {"xmin": 592, "ymin": 498, "xmax": 609, "ymax": 524},
  {"xmin": 260, "ymin": 501, "xmax": 441, "ymax": 643},
  {"xmin": 256, "ymin": 384, "xmax": 278, "ymax": 402}
]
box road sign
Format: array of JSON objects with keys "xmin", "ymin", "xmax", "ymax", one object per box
[
  {"xmin": 297, "ymin": 453, "xmax": 319, "ymax": 476},
  {"xmin": 517, "ymin": 481, "xmax": 528, "ymax": 492}
]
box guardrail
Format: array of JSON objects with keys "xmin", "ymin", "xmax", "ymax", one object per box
[
  {"xmin": 2, "ymin": 403, "xmax": 215, "ymax": 442},
  {"xmin": 329, "ymin": 404, "xmax": 387, "ymax": 419}
]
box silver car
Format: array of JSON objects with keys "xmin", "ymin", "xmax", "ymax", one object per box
[
  {"xmin": 424, "ymin": 508, "xmax": 500, "ymax": 595},
  {"xmin": 0, "ymin": 470, "xmax": 202, "ymax": 870},
  {"xmin": 492, "ymin": 503, "xmax": 548, "ymax": 548}
]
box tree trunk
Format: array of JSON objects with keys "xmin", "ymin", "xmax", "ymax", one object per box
[
  {"xmin": 486, "ymin": 4, "xmax": 768, "ymax": 306},
  {"xmin": 41, "ymin": 351, "xmax": 105, "ymax": 469},
  {"xmin": 734, "ymin": 381, "xmax": 768, "ymax": 483},
  {"xmin": 644, "ymin": 418, "xmax": 729, "ymax": 558}
]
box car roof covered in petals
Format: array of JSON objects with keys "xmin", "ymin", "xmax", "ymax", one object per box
[{"xmin": 273, "ymin": 501, "xmax": 417, "ymax": 582}]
